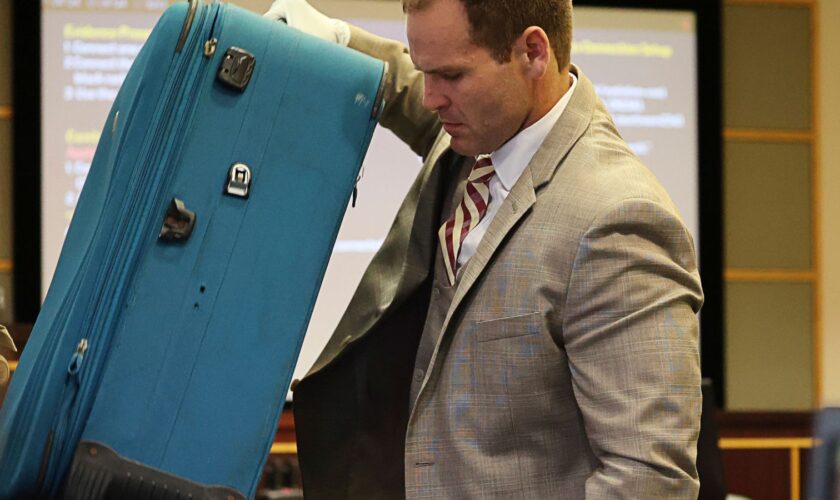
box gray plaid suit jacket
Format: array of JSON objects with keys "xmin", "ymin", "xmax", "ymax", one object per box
[{"xmin": 292, "ymin": 27, "xmax": 704, "ymax": 499}]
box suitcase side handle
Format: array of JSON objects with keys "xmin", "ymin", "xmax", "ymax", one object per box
[{"xmin": 176, "ymin": 0, "xmax": 201, "ymax": 53}]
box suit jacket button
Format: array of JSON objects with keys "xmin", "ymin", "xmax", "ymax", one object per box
[{"xmin": 290, "ymin": 379, "xmax": 300, "ymax": 392}]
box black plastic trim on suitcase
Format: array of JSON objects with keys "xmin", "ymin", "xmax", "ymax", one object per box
[
  {"xmin": 217, "ymin": 47, "xmax": 256, "ymax": 92},
  {"xmin": 159, "ymin": 198, "xmax": 197, "ymax": 243},
  {"xmin": 371, "ymin": 62, "xmax": 388, "ymax": 120},
  {"xmin": 63, "ymin": 441, "xmax": 246, "ymax": 500}
]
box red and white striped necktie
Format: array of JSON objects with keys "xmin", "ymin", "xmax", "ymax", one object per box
[{"xmin": 439, "ymin": 156, "xmax": 495, "ymax": 285}]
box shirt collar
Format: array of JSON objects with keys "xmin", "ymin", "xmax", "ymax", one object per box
[{"xmin": 488, "ymin": 72, "xmax": 578, "ymax": 190}]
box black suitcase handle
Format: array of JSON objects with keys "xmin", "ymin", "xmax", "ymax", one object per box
[{"xmin": 176, "ymin": 0, "xmax": 201, "ymax": 53}]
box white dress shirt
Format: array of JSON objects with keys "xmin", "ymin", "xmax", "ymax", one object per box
[{"xmin": 456, "ymin": 73, "xmax": 578, "ymax": 272}]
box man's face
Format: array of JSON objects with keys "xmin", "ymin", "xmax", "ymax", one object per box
[{"xmin": 406, "ymin": 0, "xmax": 533, "ymax": 156}]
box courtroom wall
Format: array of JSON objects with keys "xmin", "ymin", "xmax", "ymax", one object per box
[
  {"xmin": 818, "ymin": 0, "xmax": 840, "ymax": 407},
  {"xmin": 0, "ymin": 0, "xmax": 837, "ymax": 409},
  {"xmin": 0, "ymin": 0, "xmax": 13, "ymax": 325}
]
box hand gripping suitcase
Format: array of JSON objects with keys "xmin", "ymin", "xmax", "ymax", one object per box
[{"xmin": 0, "ymin": 1, "xmax": 385, "ymax": 498}]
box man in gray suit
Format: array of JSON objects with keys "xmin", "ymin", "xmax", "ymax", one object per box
[{"xmin": 266, "ymin": 0, "xmax": 704, "ymax": 497}]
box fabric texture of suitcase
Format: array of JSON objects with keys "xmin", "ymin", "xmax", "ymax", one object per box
[{"xmin": 0, "ymin": 1, "xmax": 385, "ymax": 498}]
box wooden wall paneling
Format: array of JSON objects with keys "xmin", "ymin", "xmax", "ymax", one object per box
[
  {"xmin": 717, "ymin": 412, "xmax": 814, "ymax": 499},
  {"xmin": 0, "ymin": 0, "xmax": 11, "ymax": 105},
  {"xmin": 800, "ymin": 447, "xmax": 811, "ymax": 499},
  {"xmin": 719, "ymin": 438, "xmax": 815, "ymax": 500},
  {"xmin": 817, "ymin": 0, "xmax": 840, "ymax": 407},
  {"xmin": 726, "ymin": 0, "xmax": 813, "ymax": 5},
  {"xmin": 0, "ymin": 119, "xmax": 13, "ymax": 262},
  {"xmin": 725, "ymin": 269, "xmax": 815, "ymax": 282},
  {"xmin": 724, "ymin": 128, "xmax": 812, "ymax": 142},
  {"xmin": 0, "ymin": 0, "xmax": 13, "ymax": 330},
  {"xmin": 0, "ymin": 273, "xmax": 12, "ymax": 325},
  {"xmin": 722, "ymin": 0, "xmax": 819, "ymax": 412},
  {"xmin": 717, "ymin": 411, "xmax": 813, "ymax": 438},
  {"xmin": 721, "ymin": 448, "xmax": 791, "ymax": 499}
]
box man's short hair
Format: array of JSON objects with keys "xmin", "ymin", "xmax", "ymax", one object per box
[{"xmin": 403, "ymin": 0, "xmax": 573, "ymax": 71}]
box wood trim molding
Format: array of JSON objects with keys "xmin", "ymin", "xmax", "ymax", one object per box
[
  {"xmin": 724, "ymin": 128, "xmax": 812, "ymax": 142},
  {"xmin": 719, "ymin": 436, "xmax": 815, "ymax": 500},
  {"xmin": 270, "ymin": 442, "xmax": 297, "ymax": 455},
  {"xmin": 718, "ymin": 437, "xmax": 815, "ymax": 449},
  {"xmin": 791, "ymin": 446, "xmax": 802, "ymax": 500},
  {"xmin": 810, "ymin": 0, "xmax": 822, "ymax": 409},
  {"xmin": 717, "ymin": 411, "xmax": 813, "ymax": 437},
  {"xmin": 0, "ymin": 106, "xmax": 11, "ymax": 120},
  {"xmin": 725, "ymin": 0, "xmax": 814, "ymax": 6},
  {"xmin": 724, "ymin": 268, "xmax": 816, "ymax": 282},
  {"xmin": 0, "ymin": 260, "xmax": 12, "ymax": 273}
]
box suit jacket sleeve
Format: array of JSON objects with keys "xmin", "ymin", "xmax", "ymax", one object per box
[
  {"xmin": 348, "ymin": 25, "xmax": 442, "ymax": 158},
  {"xmin": 561, "ymin": 197, "xmax": 704, "ymax": 499}
]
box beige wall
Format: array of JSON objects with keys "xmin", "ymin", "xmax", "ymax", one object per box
[
  {"xmin": 818, "ymin": 0, "xmax": 840, "ymax": 407},
  {"xmin": 722, "ymin": 2, "xmax": 815, "ymax": 410}
]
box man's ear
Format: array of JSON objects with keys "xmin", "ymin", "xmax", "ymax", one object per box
[{"xmin": 516, "ymin": 26, "xmax": 551, "ymax": 78}]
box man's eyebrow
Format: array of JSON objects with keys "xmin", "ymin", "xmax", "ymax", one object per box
[{"xmin": 415, "ymin": 65, "xmax": 465, "ymax": 74}]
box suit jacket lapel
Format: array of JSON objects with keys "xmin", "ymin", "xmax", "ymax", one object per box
[
  {"xmin": 305, "ymin": 67, "xmax": 598, "ymax": 379},
  {"xmin": 439, "ymin": 66, "xmax": 597, "ymax": 336}
]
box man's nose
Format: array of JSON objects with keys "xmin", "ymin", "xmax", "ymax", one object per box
[{"xmin": 422, "ymin": 76, "xmax": 447, "ymax": 111}]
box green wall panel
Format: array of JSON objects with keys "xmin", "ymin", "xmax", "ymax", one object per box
[
  {"xmin": 0, "ymin": 0, "xmax": 10, "ymax": 105},
  {"xmin": 0, "ymin": 0, "xmax": 12, "ymax": 325},
  {"xmin": 724, "ymin": 5, "xmax": 811, "ymax": 130},
  {"xmin": 725, "ymin": 140, "xmax": 811, "ymax": 269},
  {"xmin": 0, "ymin": 273, "xmax": 11, "ymax": 325},
  {"xmin": 0, "ymin": 119, "xmax": 11, "ymax": 261},
  {"xmin": 725, "ymin": 282, "xmax": 813, "ymax": 410}
]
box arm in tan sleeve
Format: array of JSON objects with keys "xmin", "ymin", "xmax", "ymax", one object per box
[
  {"xmin": 562, "ymin": 199, "xmax": 704, "ymax": 499},
  {"xmin": 348, "ymin": 25, "xmax": 441, "ymax": 158}
]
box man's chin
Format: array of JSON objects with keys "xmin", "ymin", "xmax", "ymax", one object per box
[{"xmin": 448, "ymin": 136, "xmax": 484, "ymax": 157}]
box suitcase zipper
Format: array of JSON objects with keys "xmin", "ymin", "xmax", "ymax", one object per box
[
  {"xmin": 37, "ymin": 4, "xmax": 221, "ymax": 495},
  {"xmin": 0, "ymin": 228, "xmax": 101, "ymax": 484},
  {"xmin": 65, "ymin": 0, "xmax": 224, "ymax": 469}
]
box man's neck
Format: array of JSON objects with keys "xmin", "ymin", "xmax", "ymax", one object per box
[{"xmin": 521, "ymin": 68, "xmax": 572, "ymax": 131}]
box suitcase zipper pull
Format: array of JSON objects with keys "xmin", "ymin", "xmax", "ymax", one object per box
[
  {"xmin": 67, "ymin": 338, "xmax": 89, "ymax": 377},
  {"xmin": 204, "ymin": 38, "xmax": 217, "ymax": 58},
  {"xmin": 203, "ymin": 2, "xmax": 221, "ymax": 58},
  {"xmin": 352, "ymin": 167, "xmax": 365, "ymax": 208}
]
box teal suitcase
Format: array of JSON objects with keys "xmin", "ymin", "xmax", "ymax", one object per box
[{"xmin": 0, "ymin": 1, "xmax": 385, "ymax": 498}]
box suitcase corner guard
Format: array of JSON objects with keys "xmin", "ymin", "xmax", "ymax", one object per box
[
  {"xmin": 371, "ymin": 61, "xmax": 388, "ymax": 120},
  {"xmin": 63, "ymin": 441, "xmax": 246, "ymax": 500}
]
